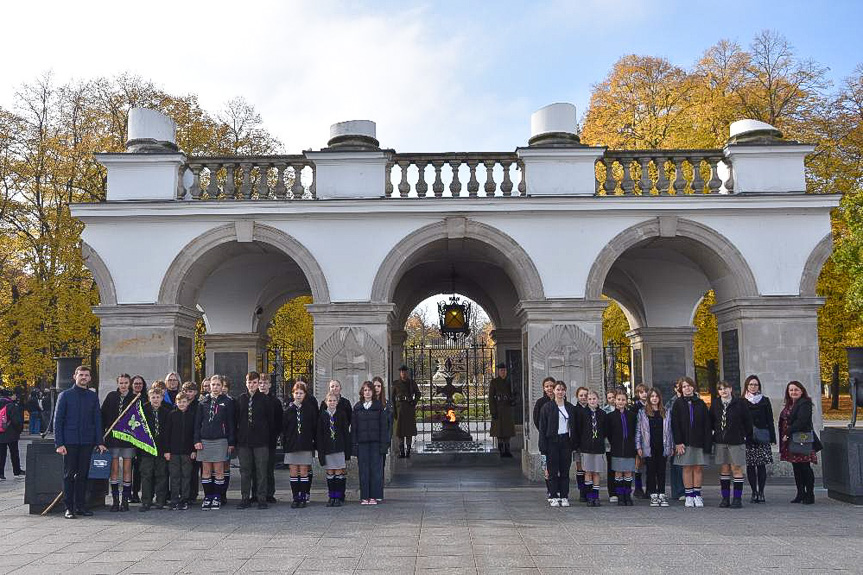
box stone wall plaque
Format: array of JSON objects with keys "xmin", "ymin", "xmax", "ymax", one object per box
[
  {"xmin": 506, "ymin": 349, "xmax": 524, "ymax": 425},
  {"xmin": 177, "ymin": 336, "xmax": 193, "ymax": 383},
  {"xmin": 632, "ymin": 348, "xmax": 643, "ymax": 386},
  {"xmin": 721, "ymin": 329, "xmax": 741, "ymax": 393},
  {"xmin": 651, "ymin": 347, "xmax": 685, "ymax": 400},
  {"xmin": 213, "ymin": 352, "xmax": 249, "ymax": 395}
]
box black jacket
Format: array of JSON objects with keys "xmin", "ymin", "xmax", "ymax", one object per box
[
  {"xmin": 351, "ymin": 400, "xmax": 389, "ymax": 452},
  {"xmin": 194, "ymin": 394, "xmax": 236, "ymax": 446},
  {"xmin": 533, "ymin": 395, "xmax": 552, "ymax": 431},
  {"xmin": 317, "ymin": 408, "xmax": 352, "ymax": 465},
  {"xmin": 786, "ymin": 396, "xmax": 823, "ymax": 451},
  {"xmin": 236, "ymin": 391, "xmax": 275, "ymax": 448},
  {"xmin": 573, "ymin": 406, "xmax": 607, "ymax": 454},
  {"xmin": 0, "ymin": 398, "xmax": 24, "ymax": 443},
  {"xmin": 710, "ymin": 396, "xmax": 753, "ymax": 446},
  {"xmin": 283, "ymin": 399, "xmax": 318, "ymax": 453},
  {"xmin": 320, "ymin": 396, "xmax": 353, "ymax": 426},
  {"xmin": 140, "ymin": 402, "xmax": 171, "ymax": 456},
  {"xmin": 101, "ymin": 390, "xmax": 137, "ymax": 449},
  {"xmin": 164, "ymin": 407, "xmax": 196, "ymax": 455},
  {"xmin": 671, "ymin": 395, "xmax": 712, "ymax": 451},
  {"xmin": 745, "ymin": 396, "xmax": 776, "ymax": 444},
  {"xmin": 537, "ymin": 400, "xmax": 577, "ymax": 454},
  {"xmin": 266, "ymin": 393, "xmax": 283, "ymax": 449},
  {"xmin": 607, "ymin": 407, "xmax": 638, "ymax": 458}
]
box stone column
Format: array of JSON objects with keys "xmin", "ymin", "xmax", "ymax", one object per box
[
  {"xmin": 515, "ymin": 299, "xmax": 606, "ymax": 480},
  {"xmin": 93, "ymin": 304, "xmax": 200, "ymax": 402},
  {"xmin": 203, "ymin": 333, "xmax": 269, "ymax": 394},
  {"xmin": 626, "ymin": 326, "xmax": 696, "ymax": 399},
  {"xmin": 390, "ymin": 329, "xmax": 407, "ymax": 376},
  {"xmin": 712, "ymin": 297, "xmax": 825, "ymax": 434}
]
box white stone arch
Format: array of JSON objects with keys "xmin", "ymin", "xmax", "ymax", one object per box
[
  {"xmin": 370, "ymin": 217, "xmax": 545, "ymax": 304},
  {"xmin": 82, "ymin": 242, "xmax": 117, "ymax": 305},
  {"xmin": 799, "ymin": 232, "xmax": 834, "ymax": 297},
  {"xmin": 585, "ymin": 217, "xmax": 759, "ymax": 303},
  {"xmin": 158, "ymin": 222, "xmax": 330, "ymax": 306}
]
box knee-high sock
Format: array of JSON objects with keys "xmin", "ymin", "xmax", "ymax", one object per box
[
  {"xmin": 299, "ymin": 476, "xmax": 310, "ymax": 501},
  {"xmin": 201, "ymin": 477, "xmax": 213, "ymax": 499},
  {"xmin": 732, "ymin": 478, "xmax": 744, "ymax": 499},
  {"xmin": 289, "ymin": 477, "xmax": 300, "ymax": 501},
  {"xmin": 576, "ymin": 470, "xmax": 585, "ymax": 492},
  {"xmin": 591, "ymin": 484, "xmax": 600, "ymax": 501},
  {"xmin": 214, "ymin": 478, "xmax": 225, "ymax": 501},
  {"xmin": 720, "ymin": 474, "xmax": 731, "ymax": 499},
  {"xmin": 122, "ymin": 482, "xmax": 132, "ymax": 499},
  {"xmin": 584, "ymin": 481, "xmax": 594, "ymax": 500},
  {"xmin": 623, "ymin": 476, "xmax": 633, "ymax": 495},
  {"xmin": 335, "ymin": 474, "xmax": 346, "ymax": 501},
  {"xmin": 634, "ymin": 472, "xmax": 642, "ymax": 490},
  {"xmin": 110, "ymin": 480, "xmax": 120, "ymax": 498},
  {"xmin": 326, "ymin": 474, "xmax": 336, "ymax": 499},
  {"xmin": 757, "ymin": 465, "xmax": 767, "ymax": 495},
  {"xmin": 615, "ymin": 477, "xmax": 625, "ymax": 497},
  {"xmin": 223, "ymin": 466, "xmax": 230, "ymax": 493}
]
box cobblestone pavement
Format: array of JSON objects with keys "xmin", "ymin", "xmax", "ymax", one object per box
[{"xmin": 1, "ymin": 440, "xmax": 860, "ymax": 574}]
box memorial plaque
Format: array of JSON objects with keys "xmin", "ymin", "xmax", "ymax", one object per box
[
  {"xmin": 651, "ymin": 347, "xmax": 685, "ymax": 399},
  {"xmin": 721, "ymin": 329, "xmax": 741, "ymax": 393},
  {"xmin": 213, "ymin": 352, "xmax": 249, "ymax": 395},
  {"xmin": 632, "ymin": 349, "xmax": 643, "ymax": 386},
  {"xmin": 506, "ymin": 349, "xmax": 523, "ymax": 425},
  {"xmin": 177, "ymin": 336, "xmax": 193, "ymax": 383}
]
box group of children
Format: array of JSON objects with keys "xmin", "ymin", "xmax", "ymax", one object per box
[
  {"xmin": 535, "ymin": 375, "xmax": 780, "ymax": 509},
  {"xmin": 101, "ymin": 371, "xmax": 392, "ymax": 512}
]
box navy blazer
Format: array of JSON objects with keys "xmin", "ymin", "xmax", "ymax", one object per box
[{"xmin": 54, "ymin": 385, "xmax": 102, "ymax": 447}]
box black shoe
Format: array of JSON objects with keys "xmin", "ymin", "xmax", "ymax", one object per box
[
  {"xmin": 578, "ymin": 493, "xmax": 588, "ymax": 503},
  {"xmin": 266, "ymin": 496, "xmax": 277, "ymax": 503},
  {"xmin": 617, "ymin": 496, "xmax": 626, "ymax": 506},
  {"xmin": 398, "ymin": 447, "xmax": 406, "ymax": 459},
  {"xmin": 625, "ymin": 493, "xmax": 634, "ymax": 506},
  {"xmin": 257, "ymin": 502, "xmax": 268, "ymax": 510},
  {"xmin": 299, "ymin": 500, "xmax": 307, "ymax": 508},
  {"xmin": 758, "ymin": 492, "xmax": 766, "ymax": 503},
  {"xmin": 110, "ymin": 498, "xmax": 120, "ymax": 512},
  {"xmin": 719, "ymin": 497, "xmax": 730, "ymax": 508},
  {"xmin": 170, "ymin": 502, "xmax": 179, "ymax": 511},
  {"xmin": 130, "ymin": 494, "xmax": 141, "ymax": 504},
  {"xmin": 290, "ymin": 500, "xmax": 300, "ymax": 509},
  {"xmin": 750, "ymin": 492, "xmax": 759, "ymax": 504},
  {"xmin": 179, "ymin": 501, "xmax": 189, "ymax": 511},
  {"xmin": 406, "ymin": 447, "xmax": 412, "ymax": 458},
  {"xmin": 236, "ymin": 499, "xmax": 252, "ymax": 509},
  {"xmin": 333, "ymin": 498, "xmax": 342, "ymax": 507},
  {"xmin": 326, "ymin": 498, "xmax": 334, "ymax": 507},
  {"xmin": 64, "ymin": 510, "xmax": 76, "ymax": 519},
  {"xmin": 139, "ymin": 504, "xmax": 151, "ymax": 513},
  {"xmin": 75, "ymin": 509, "xmax": 94, "ymax": 517},
  {"xmin": 802, "ymin": 492, "xmax": 815, "ymax": 505},
  {"xmin": 791, "ymin": 493, "xmax": 804, "ymax": 503},
  {"xmin": 120, "ymin": 497, "xmax": 130, "ymax": 512},
  {"xmin": 634, "ymin": 487, "xmax": 646, "ymax": 499},
  {"xmin": 730, "ymin": 497, "xmax": 742, "ymax": 508}
]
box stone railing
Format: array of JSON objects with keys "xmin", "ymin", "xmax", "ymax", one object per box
[
  {"xmin": 182, "ymin": 156, "xmax": 316, "ymax": 200},
  {"xmin": 596, "ymin": 150, "xmax": 732, "ymax": 196},
  {"xmin": 386, "ymin": 153, "xmax": 526, "ymax": 198}
]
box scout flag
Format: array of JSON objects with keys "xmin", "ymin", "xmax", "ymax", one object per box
[{"xmin": 111, "ymin": 400, "xmax": 158, "ymax": 455}]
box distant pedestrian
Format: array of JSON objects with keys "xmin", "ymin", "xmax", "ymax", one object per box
[
  {"xmin": 0, "ymin": 388, "xmax": 26, "ymax": 480},
  {"xmin": 284, "ymin": 381, "xmax": 318, "ymax": 508},
  {"xmin": 573, "ymin": 386, "xmax": 589, "ymax": 501},
  {"xmin": 138, "ymin": 388, "xmax": 170, "ymax": 512},
  {"xmin": 164, "ymin": 392, "xmax": 197, "ymax": 511},
  {"xmin": 743, "ymin": 375, "xmax": 775, "ymax": 503},
  {"xmin": 128, "ymin": 375, "xmax": 147, "ymax": 504},
  {"xmin": 194, "ymin": 374, "xmax": 234, "ymax": 510},
  {"xmin": 780, "ymin": 381, "xmax": 821, "ymax": 505},
  {"xmin": 257, "ymin": 374, "xmax": 282, "ymax": 504},
  {"xmin": 235, "ymin": 371, "xmax": 274, "ymax": 510},
  {"xmin": 26, "ymin": 387, "xmax": 43, "ymax": 435},
  {"xmin": 372, "ymin": 376, "xmax": 392, "ymax": 495}
]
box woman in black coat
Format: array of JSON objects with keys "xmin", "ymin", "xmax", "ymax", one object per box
[
  {"xmin": 317, "ymin": 392, "xmax": 351, "ymax": 507},
  {"xmin": 533, "ymin": 376, "xmax": 556, "ymax": 501},
  {"xmin": 538, "ymin": 381, "xmax": 578, "ymax": 507},
  {"xmin": 352, "ymin": 381, "xmax": 388, "ymax": 504},
  {"xmin": 100, "ymin": 374, "xmax": 137, "ymax": 511},
  {"xmin": 742, "ymin": 375, "xmax": 776, "ymax": 503},
  {"xmin": 779, "ymin": 381, "xmax": 821, "ymax": 504}
]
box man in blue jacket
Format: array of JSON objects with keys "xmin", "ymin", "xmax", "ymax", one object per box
[{"xmin": 54, "ymin": 365, "xmax": 106, "ymax": 519}]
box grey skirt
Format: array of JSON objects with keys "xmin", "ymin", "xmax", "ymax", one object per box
[
  {"xmin": 110, "ymin": 447, "xmax": 135, "ymax": 459},
  {"xmin": 674, "ymin": 446, "xmax": 705, "ymax": 466},
  {"xmin": 324, "ymin": 452, "xmax": 346, "ymax": 470},
  {"xmin": 611, "ymin": 457, "xmax": 637, "ymax": 472},
  {"xmin": 581, "ymin": 453, "xmax": 606, "ymax": 473},
  {"xmin": 198, "ymin": 438, "xmax": 228, "ymax": 463},
  {"xmin": 285, "ymin": 450, "xmax": 314, "ymax": 466},
  {"xmin": 714, "ymin": 443, "xmax": 746, "ymax": 466}
]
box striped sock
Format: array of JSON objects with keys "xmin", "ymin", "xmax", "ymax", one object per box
[
  {"xmin": 201, "ymin": 478, "xmax": 213, "ymax": 499},
  {"xmin": 110, "ymin": 481, "xmax": 120, "ymax": 497},
  {"xmin": 685, "ymin": 488, "xmax": 694, "ymax": 499},
  {"xmin": 592, "ymin": 486, "xmax": 600, "ymax": 500},
  {"xmin": 624, "ymin": 476, "xmax": 633, "ymax": 495},
  {"xmin": 720, "ymin": 475, "xmax": 731, "ymax": 498},
  {"xmin": 634, "ymin": 473, "xmax": 643, "ymax": 490},
  {"xmin": 335, "ymin": 474, "xmax": 346, "ymax": 500},
  {"xmin": 299, "ymin": 476, "xmax": 310, "ymax": 501},
  {"xmin": 576, "ymin": 471, "xmax": 585, "ymax": 491},
  {"xmin": 290, "ymin": 477, "xmax": 300, "ymax": 501},
  {"xmin": 584, "ymin": 481, "xmax": 593, "ymax": 499},
  {"xmin": 214, "ymin": 479, "xmax": 225, "ymax": 501},
  {"xmin": 733, "ymin": 479, "xmax": 744, "ymax": 499},
  {"xmin": 693, "ymin": 487, "xmax": 701, "ymax": 498},
  {"xmin": 122, "ymin": 482, "xmax": 132, "ymax": 499}
]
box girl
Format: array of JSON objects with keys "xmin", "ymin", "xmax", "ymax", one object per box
[
  {"xmin": 317, "ymin": 392, "xmax": 351, "ymax": 507},
  {"xmin": 573, "ymin": 386, "xmax": 589, "ymax": 501},
  {"xmin": 671, "ymin": 377, "xmax": 711, "ymax": 508},
  {"xmin": 635, "ymin": 388, "xmax": 673, "ymax": 507},
  {"xmin": 780, "ymin": 381, "xmax": 821, "ymax": 505},
  {"xmin": 538, "ymin": 381, "xmax": 577, "ymax": 507},
  {"xmin": 372, "ymin": 376, "xmax": 393, "ymax": 496},
  {"xmin": 321, "ymin": 379, "xmax": 353, "ymax": 423},
  {"xmin": 100, "ymin": 374, "xmax": 137, "ymax": 512},
  {"xmin": 534, "ymin": 376, "xmax": 556, "ymax": 503},
  {"xmin": 632, "ymin": 383, "xmax": 649, "ymax": 499},
  {"xmin": 607, "ymin": 390, "xmax": 638, "ymax": 506},
  {"xmin": 129, "ymin": 375, "xmax": 147, "ymax": 503},
  {"xmin": 710, "ymin": 381, "xmax": 753, "ymax": 508},
  {"xmin": 284, "ymin": 381, "xmax": 318, "ymax": 508},
  {"xmin": 193, "ymin": 374, "xmax": 235, "ymax": 510},
  {"xmin": 573, "ymin": 390, "xmax": 607, "ymax": 507},
  {"xmin": 352, "ymin": 381, "xmax": 388, "ymax": 504},
  {"xmin": 743, "ymin": 375, "xmax": 776, "ymax": 503},
  {"xmin": 603, "ymin": 387, "xmax": 621, "ymax": 501}
]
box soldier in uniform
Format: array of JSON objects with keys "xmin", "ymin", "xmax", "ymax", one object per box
[
  {"xmin": 392, "ymin": 365, "xmax": 420, "ymax": 458},
  {"xmin": 488, "ymin": 363, "xmax": 516, "ymax": 458}
]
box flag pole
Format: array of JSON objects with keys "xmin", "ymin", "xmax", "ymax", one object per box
[{"xmin": 103, "ymin": 393, "xmax": 142, "ymax": 441}]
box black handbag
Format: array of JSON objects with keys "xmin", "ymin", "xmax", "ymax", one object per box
[
  {"xmin": 789, "ymin": 431, "xmax": 815, "ymax": 455},
  {"xmin": 753, "ymin": 427, "xmax": 771, "ymax": 444}
]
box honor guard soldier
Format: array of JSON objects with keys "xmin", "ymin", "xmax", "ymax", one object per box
[
  {"xmin": 392, "ymin": 365, "xmax": 420, "ymax": 458},
  {"xmin": 488, "ymin": 363, "xmax": 516, "ymax": 458}
]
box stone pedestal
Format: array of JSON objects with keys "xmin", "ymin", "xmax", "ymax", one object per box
[
  {"xmin": 822, "ymin": 428, "xmax": 863, "ymax": 505},
  {"xmin": 626, "ymin": 326, "xmax": 696, "ymax": 399},
  {"xmin": 204, "ymin": 333, "xmax": 268, "ymax": 393},
  {"xmin": 93, "ymin": 304, "xmax": 200, "ymax": 402},
  {"xmin": 24, "ymin": 439, "xmax": 106, "ymax": 514},
  {"xmin": 515, "ymin": 299, "xmax": 606, "ymax": 480}
]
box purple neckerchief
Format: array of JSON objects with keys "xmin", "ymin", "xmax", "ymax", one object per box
[
  {"xmin": 688, "ymin": 398, "xmax": 694, "ymax": 426},
  {"xmin": 620, "ymin": 410, "xmax": 628, "ymax": 439}
]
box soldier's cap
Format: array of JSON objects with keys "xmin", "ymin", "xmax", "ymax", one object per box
[
  {"xmin": 496, "ymin": 363, "xmax": 507, "ymax": 369},
  {"xmin": 398, "ymin": 365, "xmax": 409, "ymax": 371}
]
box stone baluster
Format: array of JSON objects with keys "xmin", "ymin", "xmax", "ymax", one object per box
[
  {"xmin": 500, "ymin": 161, "xmax": 514, "ymax": 196},
  {"xmin": 238, "ymin": 163, "xmax": 252, "ymax": 199},
  {"xmin": 672, "ymin": 157, "xmax": 687, "ymax": 195},
  {"xmin": 290, "ymin": 163, "xmax": 305, "ymax": 199},
  {"xmin": 397, "ymin": 161, "xmax": 411, "ymax": 198},
  {"xmin": 467, "ymin": 160, "xmax": 480, "ymax": 197},
  {"xmin": 638, "ymin": 157, "xmax": 652, "ymax": 195},
  {"xmin": 176, "ymin": 164, "xmax": 186, "ymax": 199},
  {"xmin": 690, "ymin": 158, "xmax": 705, "ymax": 194},
  {"xmin": 603, "ymin": 160, "xmax": 616, "ymax": 195},
  {"xmin": 706, "ymin": 158, "xmax": 722, "ymax": 193},
  {"xmin": 449, "ymin": 160, "xmax": 462, "ymax": 197},
  {"xmin": 273, "ymin": 163, "xmax": 287, "ymax": 199},
  {"xmin": 205, "ymin": 162, "xmax": 220, "ymax": 198},
  {"xmin": 416, "ymin": 161, "xmax": 429, "ymax": 197},
  {"xmin": 620, "ymin": 159, "xmax": 635, "ymax": 195},
  {"xmin": 517, "ymin": 161, "xmax": 526, "ymax": 195},
  {"xmin": 309, "ymin": 165, "xmax": 316, "ymax": 198},
  {"xmin": 484, "ymin": 161, "xmax": 496, "ymax": 196},
  {"xmin": 654, "ymin": 157, "xmax": 670, "ymax": 194},
  {"xmin": 255, "ymin": 163, "xmax": 269, "ymax": 199},
  {"xmin": 384, "ymin": 161, "xmax": 394, "ymax": 197},
  {"xmin": 724, "ymin": 160, "xmax": 734, "ymax": 193},
  {"xmin": 188, "ymin": 164, "xmax": 202, "ymax": 199},
  {"xmin": 432, "ymin": 161, "xmax": 445, "ymax": 197}
]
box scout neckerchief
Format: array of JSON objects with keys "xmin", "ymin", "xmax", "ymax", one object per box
[
  {"xmin": 294, "ymin": 400, "xmax": 302, "ymax": 435},
  {"xmin": 720, "ymin": 396, "xmax": 731, "ymax": 431},
  {"xmin": 248, "ymin": 392, "xmax": 255, "ymax": 427},
  {"xmin": 152, "ymin": 405, "xmax": 160, "ymax": 437},
  {"xmin": 208, "ymin": 396, "xmax": 218, "ymax": 423},
  {"xmin": 619, "ymin": 409, "xmax": 628, "ymax": 440},
  {"xmin": 328, "ymin": 408, "xmax": 337, "ymax": 441},
  {"xmin": 590, "ymin": 409, "xmax": 599, "ymax": 440}
]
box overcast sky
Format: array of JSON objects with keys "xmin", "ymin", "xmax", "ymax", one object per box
[{"xmin": 2, "ymin": 0, "xmax": 860, "ymax": 153}]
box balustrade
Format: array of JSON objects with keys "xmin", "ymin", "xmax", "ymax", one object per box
[
  {"xmin": 596, "ymin": 150, "xmax": 732, "ymax": 196},
  {"xmin": 182, "ymin": 156, "xmax": 316, "ymax": 200},
  {"xmin": 386, "ymin": 153, "xmax": 526, "ymax": 198}
]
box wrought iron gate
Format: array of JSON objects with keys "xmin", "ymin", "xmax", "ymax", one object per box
[
  {"xmin": 404, "ymin": 336, "xmax": 496, "ymax": 453},
  {"xmin": 603, "ymin": 341, "xmax": 632, "ymax": 395},
  {"xmin": 262, "ymin": 347, "xmax": 314, "ymax": 400}
]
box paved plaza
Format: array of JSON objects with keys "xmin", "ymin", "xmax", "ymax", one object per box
[{"xmin": 0, "ymin": 441, "xmax": 861, "ymax": 574}]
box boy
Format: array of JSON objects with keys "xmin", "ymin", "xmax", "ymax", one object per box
[
  {"xmin": 165, "ymin": 393, "xmax": 197, "ymax": 510},
  {"xmin": 139, "ymin": 388, "xmax": 170, "ymax": 512},
  {"xmin": 258, "ymin": 374, "xmax": 282, "ymax": 503},
  {"xmin": 236, "ymin": 371, "xmax": 274, "ymax": 509}
]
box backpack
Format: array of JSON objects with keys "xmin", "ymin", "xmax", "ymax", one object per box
[{"xmin": 0, "ymin": 402, "xmax": 9, "ymax": 433}]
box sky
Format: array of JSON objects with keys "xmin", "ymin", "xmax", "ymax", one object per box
[{"xmin": 2, "ymin": 0, "xmax": 860, "ymax": 153}]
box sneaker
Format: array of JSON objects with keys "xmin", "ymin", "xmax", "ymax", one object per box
[
  {"xmin": 170, "ymin": 502, "xmax": 179, "ymax": 511},
  {"xmin": 360, "ymin": 499, "xmax": 370, "ymax": 505},
  {"xmin": 609, "ymin": 495, "xmax": 618, "ymax": 503},
  {"xmin": 694, "ymin": 496, "xmax": 704, "ymax": 508},
  {"xmin": 211, "ymin": 499, "xmax": 221, "ymax": 510},
  {"xmin": 659, "ymin": 494, "xmax": 669, "ymax": 507},
  {"xmin": 650, "ymin": 494, "xmax": 660, "ymax": 507},
  {"xmin": 179, "ymin": 501, "xmax": 189, "ymax": 511},
  {"xmin": 546, "ymin": 497, "xmax": 555, "ymax": 504},
  {"xmin": 560, "ymin": 498, "xmax": 570, "ymax": 507},
  {"xmin": 685, "ymin": 496, "xmax": 695, "ymax": 508},
  {"xmin": 368, "ymin": 499, "xmax": 378, "ymax": 505},
  {"xmin": 201, "ymin": 498, "xmax": 212, "ymax": 510},
  {"xmin": 678, "ymin": 495, "xmax": 687, "ymax": 501},
  {"xmin": 549, "ymin": 498, "xmax": 560, "ymax": 507}
]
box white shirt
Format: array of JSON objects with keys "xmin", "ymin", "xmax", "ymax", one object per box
[
  {"xmin": 557, "ymin": 405, "xmax": 569, "ymax": 434},
  {"xmin": 363, "ymin": 401, "xmax": 372, "ymax": 409}
]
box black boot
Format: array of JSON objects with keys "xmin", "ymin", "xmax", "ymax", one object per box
[
  {"xmin": 502, "ymin": 443, "xmax": 513, "ymax": 458},
  {"xmin": 719, "ymin": 497, "xmax": 730, "ymax": 508},
  {"xmin": 498, "ymin": 443, "xmax": 505, "ymax": 457},
  {"xmin": 406, "ymin": 445, "xmax": 412, "ymax": 458},
  {"xmin": 730, "ymin": 497, "xmax": 742, "ymax": 508},
  {"xmin": 110, "ymin": 496, "xmax": 119, "ymax": 512},
  {"xmin": 398, "ymin": 445, "xmax": 406, "ymax": 459}
]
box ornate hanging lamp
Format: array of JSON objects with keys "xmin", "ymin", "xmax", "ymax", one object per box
[{"xmin": 437, "ymin": 267, "xmax": 472, "ymax": 341}]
